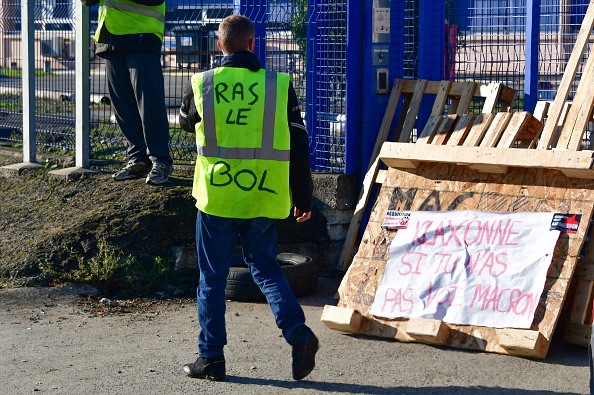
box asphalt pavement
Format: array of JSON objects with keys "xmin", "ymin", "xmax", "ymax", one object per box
[{"xmin": 0, "ymin": 276, "xmax": 590, "ymax": 395}]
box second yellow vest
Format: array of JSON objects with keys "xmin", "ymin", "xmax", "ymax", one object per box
[{"xmin": 95, "ymin": 0, "xmax": 165, "ymax": 42}]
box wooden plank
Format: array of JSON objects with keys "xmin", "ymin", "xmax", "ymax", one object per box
[
  {"xmin": 574, "ymin": 260, "xmax": 594, "ymax": 281},
  {"xmin": 494, "ymin": 84, "xmax": 517, "ymax": 112},
  {"xmin": 321, "ymin": 305, "xmax": 365, "ymax": 333},
  {"xmin": 405, "ymin": 319, "xmax": 451, "ymax": 345},
  {"xmin": 519, "ymin": 101, "xmax": 551, "ymax": 149},
  {"xmin": 537, "ymin": 1, "xmax": 594, "ymax": 150},
  {"xmin": 432, "ymin": 114, "xmax": 459, "ymax": 145},
  {"xmin": 571, "ymin": 233, "xmax": 594, "ymax": 282},
  {"xmin": 481, "ymin": 82, "xmax": 504, "ymax": 114},
  {"xmin": 430, "ymin": 80, "xmax": 452, "ymax": 116},
  {"xmin": 379, "ymin": 142, "xmax": 594, "ymax": 176},
  {"xmin": 405, "ymin": 80, "xmax": 510, "ymax": 100},
  {"xmin": 336, "ymin": 79, "xmax": 405, "ymax": 272},
  {"xmin": 473, "ymin": 82, "xmax": 516, "ymax": 113},
  {"xmin": 338, "ymin": 79, "xmax": 515, "ymax": 272},
  {"xmin": 463, "ymin": 113, "xmax": 495, "ymax": 147},
  {"xmin": 563, "ymin": 323, "xmax": 591, "ymax": 347},
  {"xmin": 416, "ymin": 115, "xmax": 443, "ymax": 144},
  {"xmin": 467, "ymin": 164, "xmax": 508, "ymax": 174},
  {"xmin": 497, "ymin": 112, "xmax": 542, "ymax": 148},
  {"xmin": 497, "ymin": 329, "xmax": 549, "ymax": 359},
  {"xmin": 567, "ymin": 280, "xmax": 594, "ymax": 324},
  {"xmin": 533, "ymin": 100, "xmax": 551, "ymax": 122},
  {"xmin": 561, "ymin": 49, "xmax": 594, "ymax": 150},
  {"xmin": 446, "ymin": 114, "xmax": 475, "ymax": 146},
  {"xmin": 393, "ymin": 94, "xmax": 414, "ymax": 143},
  {"xmin": 449, "ymin": 81, "xmax": 477, "ymax": 116},
  {"xmin": 480, "ymin": 112, "xmax": 512, "ymax": 147},
  {"xmin": 514, "ymin": 113, "xmax": 543, "ymax": 142},
  {"xmin": 375, "ymin": 169, "xmax": 388, "ymax": 185},
  {"xmin": 399, "ymin": 79, "xmax": 428, "ymax": 143},
  {"xmin": 549, "ymin": 102, "xmax": 572, "ymax": 149}
]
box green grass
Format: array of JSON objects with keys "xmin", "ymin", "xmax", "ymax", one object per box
[
  {"xmin": 40, "ymin": 239, "xmax": 175, "ymax": 295},
  {"xmin": 1, "ymin": 68, "xmax": 53, "ymax": 78}
]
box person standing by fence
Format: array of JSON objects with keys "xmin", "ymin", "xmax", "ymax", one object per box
[
  {"xmin": 81, "ymin": 0, "xmax": 173, "ymax": 185},
  {"xmin": 178, "ymin": 14, "xmax": 318, "ymax": 382}
]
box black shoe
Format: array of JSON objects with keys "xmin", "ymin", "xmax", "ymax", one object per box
[
  {"xmin": 146, "ymin": 162, "xmax": 173, "ymax": 185},
  {"xmin": 290, "ymin": 325, "xmax": 319, "ymax": 380},
  {"xmin": 182, "ymin": 355, "xmax": 225, "ymax": 381},
  {"xmin": 112, "ymin": 161, "xmax": 151, "ymax": 181}
]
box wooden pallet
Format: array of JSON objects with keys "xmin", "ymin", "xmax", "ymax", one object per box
[
  {"xmin": 337, "ymin": 79, "xmax": 517, "ymax": 272},
  {"xmin": 325, "ymin": 0, "xmax": 594, "ymax": 358}
]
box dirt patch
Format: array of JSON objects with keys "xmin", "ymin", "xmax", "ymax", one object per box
[
  {"xmin": 0, "ymin": 147, "xmax": 197, "ymax": 293},
  {"xmin": 75, "ymin": 294, "xmax": 197, "ymax": 318},
  {"xmin": 0, "ymin": 147, "xmax": 330, "ymax": 297}
]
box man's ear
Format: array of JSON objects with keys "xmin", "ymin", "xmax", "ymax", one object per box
[
  {"xmin": 248, "ymin": 38, "xmax": 255, "ymax": 52},
  {"xmin": 217, "ymin": 40, "xmax": 223, "ymax": 52}
]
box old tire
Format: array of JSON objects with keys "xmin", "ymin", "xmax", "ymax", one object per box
[{"xmin": 225, "ymin": 253, "xmax": 318, "ymax": 303}]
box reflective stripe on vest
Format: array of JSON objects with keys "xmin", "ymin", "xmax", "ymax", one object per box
[
  {"xmin": 103, "ymin": 0, "xmax": 165, "ymax": 22},
  {"xmin": 199, "ymin": 69, "xmax": 290, "ymax": 161}
]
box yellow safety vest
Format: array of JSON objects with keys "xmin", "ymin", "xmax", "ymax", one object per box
[
  {"xmin": 95, "ymin": 0, "xmax": 165, "ymax": 42},
  {"xmin": 191, "ymin": 67, "xmax": 292, "ymax": 219}
]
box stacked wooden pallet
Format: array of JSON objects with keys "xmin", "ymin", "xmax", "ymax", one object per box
[
  {"xmin": 337, "ymin": 79, "xmax": 518, "ymax": 272},
  {"xmin": 325, "ymin": 1, "xmax": 594, "ymax": 358}
]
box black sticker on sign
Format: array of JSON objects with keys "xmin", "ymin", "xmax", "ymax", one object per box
[{"xmin": 550, "ymin": 213, "xmax": 581, "ymax": 234}]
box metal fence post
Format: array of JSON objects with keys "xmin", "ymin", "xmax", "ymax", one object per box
[
  {"xmin": 416, "ymin": 0, "xmax": 446, "ymax": 134},
  {"xmin": 21, "ymin": 0, "xmax": 38, "ymax": 165},
  {"xmin": 1, "ymin": 0, "xmax": 44, "ymax": 172},
  {"xmin": 49, "ymin": 1, "xmax": 97, "ymax": 178},
  {"xmin": 524, "ymin": 0, "xmax": 541, "ymax": 112},
  {"xmin": 344, "ymin": 0, "xmax": 363, "ymax": 174},
  {"xmin": 76, "ymin": 3, "xmax": 91, "ymax": 168},
  {"xmin": 418, "ymin": 0, "xmax": 445, "ymax": 81},
  {"xmin": 305, "ymin": 0, "xmax": 319, "ymax": 170},
  {"xmin": 355, "ymin": 0, "xmax": 404, "ymax": 177}
]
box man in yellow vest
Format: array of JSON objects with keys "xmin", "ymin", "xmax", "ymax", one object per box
[
  {"xmin": 81, "ymin": 0, "xmax": 173, "ymax": 185},
  {"xmin": 179, "ymin": 15, "xmax": 318, "ymax": 382}
]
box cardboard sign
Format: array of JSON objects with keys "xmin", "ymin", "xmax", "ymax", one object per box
[{"xmin": 370, "ymin": 211, "xmax": 562, "ymax": 328}]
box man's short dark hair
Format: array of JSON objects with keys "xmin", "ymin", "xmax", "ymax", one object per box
[{"xmin": 218, "ymin": 15, "xmax": 255, "ymax": 54}]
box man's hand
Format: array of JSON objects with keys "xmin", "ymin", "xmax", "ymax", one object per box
[{"xmin": 293, "ymin": 207, "xmax": 311, "ymax": 223}]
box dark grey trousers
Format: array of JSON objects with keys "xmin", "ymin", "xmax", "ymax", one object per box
[{"xmin": 102, "ymin": 50, "xmax": 172, "ymax": 166}]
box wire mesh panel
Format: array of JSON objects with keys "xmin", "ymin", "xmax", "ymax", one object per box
[
  {"xmin": 265, "ymin": 1, "xmax": 307, "ymax": 102},
  {"xmin": 447, "ymin": 0, "xmax": 527, "ymax": 111},
  {"xmin": 0, "ymin": 0, "xmax": 26, "ymax": 146},
  {"xmin": 447, "ymin": 0, "xmax": 592, "ymax": 146},
  {"xmin": 538, "ymin": 1, "xmax": 590, "ymax": 103},
  {"xmin": 307, "ymin": 0, "xmax": 347, "ymax": 173},
  {"xmin": 403, "ymin": 0, "xmax": 418, "ymax": 79},
  {"xmin": 2, "ymin": 1, "xmax": 593, "ymax": 169},
  {"xmin": 34, "ymin": 0, "xmax": 77, "ymax": 153}
]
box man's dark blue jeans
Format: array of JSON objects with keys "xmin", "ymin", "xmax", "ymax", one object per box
[{"xmin": 195, "ymin": 211, "xmax": 307, "ymax": 358}]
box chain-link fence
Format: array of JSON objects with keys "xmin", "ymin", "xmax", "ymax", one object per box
[
  {"xmin": 0, "ymin": 0, "xmax": 322, "ymax": 165},
  {"xmin": 1, "ymin": 1, "xmax": 593, "ymax": 170}
]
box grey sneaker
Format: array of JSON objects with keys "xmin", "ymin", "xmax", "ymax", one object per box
[
  {"xmin": 112, "ymin": 161, "xmax": 151, "ymax": 181},
  {"xmin": 146, "ymin": 162, "xmax": 173, "ymax": 185}
]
